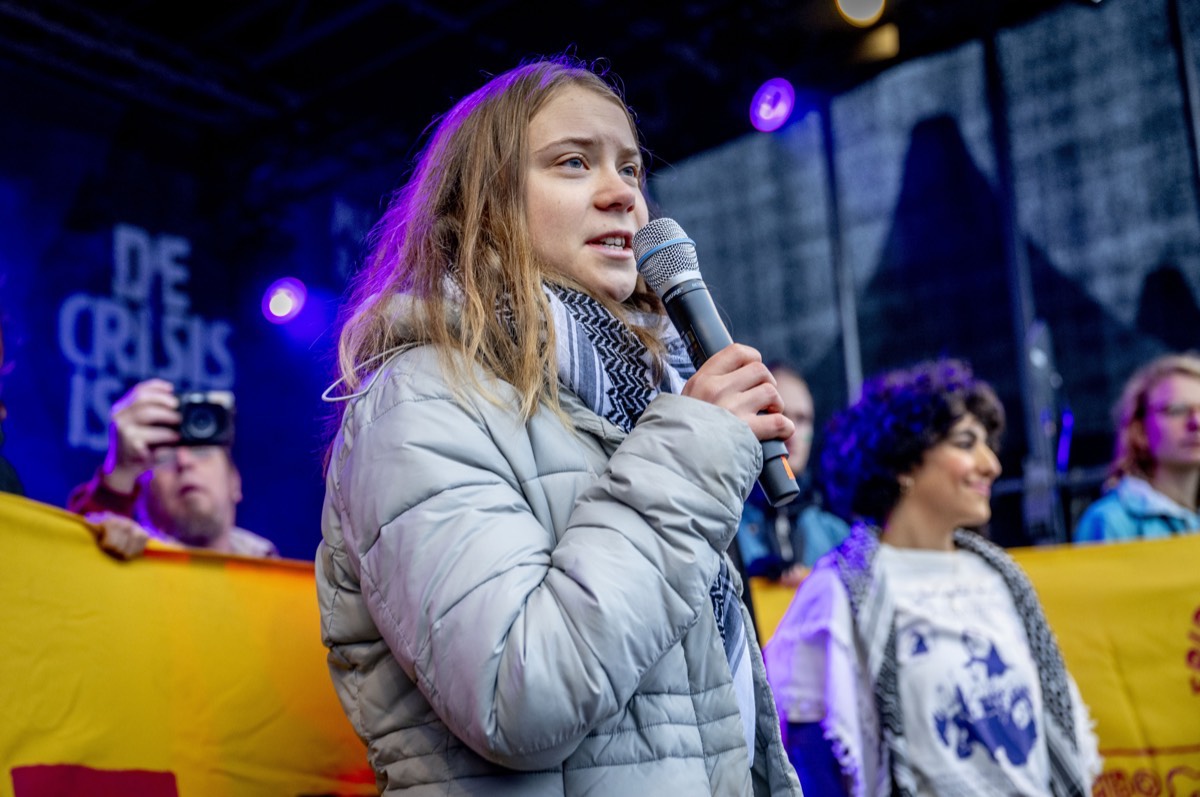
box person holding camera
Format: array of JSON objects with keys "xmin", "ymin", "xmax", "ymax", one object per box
[{"xmin": 67, "ymin": 378, "xmax": 277, "ymax": 559}]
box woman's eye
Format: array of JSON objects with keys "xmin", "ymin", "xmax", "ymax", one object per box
[
  {"xmin": 621, "ymin": 163, "xmax": 640, "ymax": 178},
  {"xmin": 560, "ymin": 156, "xmax": 585, "ymax": 169}
]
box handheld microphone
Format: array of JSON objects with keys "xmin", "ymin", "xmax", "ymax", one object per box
[{"xmin": 633, "ymin": 217, "xmax": 799, "ymax": 507}]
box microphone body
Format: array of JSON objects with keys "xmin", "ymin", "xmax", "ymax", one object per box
[{"xmin": 634, "ymin": 219, "xmax": 799, "ymax": 507}]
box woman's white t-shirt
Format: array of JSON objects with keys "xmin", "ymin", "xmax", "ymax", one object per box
[{"xmin": 877, "ymin": 544, "xmax": 1051, "ymax": 796}]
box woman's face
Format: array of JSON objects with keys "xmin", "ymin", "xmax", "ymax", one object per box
[
  {"xmin": 525, "ymin": 85, "xmax": 648, "ymax": 302},
  {"xmin": 1142, "ymin": 372, "xmax": 1200, "ymax": 472},
  {"xmin": 902, "ymin": 413, "xmax": 1000, "ymax": 530}
]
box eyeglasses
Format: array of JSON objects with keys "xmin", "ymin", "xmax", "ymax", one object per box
[
  {"xmin": 1149, "ymin": 403, "xmax": 1200, "ymax": 420},
  {"xmin": 151, "ymin": 445, "xmax": 223, "ymax": 467}
]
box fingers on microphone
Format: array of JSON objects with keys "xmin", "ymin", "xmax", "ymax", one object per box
[
  {"xmin": 710, "ymin": 357, "xmax": 774, "ymax": 401},
  {"xmin": 750, "ymin": 410, "xmax": 794, "ymax": 443},
  {"xmin": 704, "ymin": 343, "xmax": 763, "ymax": 374},
  {"xmin": 752, "ymin": 380, "xmax": 785, "ymax": 414},
  {"xmin": 732, "ymin": 343, "xmax": 765, "ymax": 371}
]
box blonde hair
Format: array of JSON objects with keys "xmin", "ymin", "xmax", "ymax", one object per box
[
  {"xmin": 331, "ymin": 57, "xmax": 662, "ymax": 427},
  {"xmin": 1108, "ymin": 352, "xmax": 1200, "ymax": 486}
]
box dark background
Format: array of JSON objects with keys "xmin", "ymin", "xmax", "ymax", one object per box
[{"xmin": 0, "ymin": 0, "xmax": 1192, "ymax": 557}]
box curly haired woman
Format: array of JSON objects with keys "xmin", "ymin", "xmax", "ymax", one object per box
[{"xmin": 765, "ymin": 358, "xmax": 1100, "ymax": 797}]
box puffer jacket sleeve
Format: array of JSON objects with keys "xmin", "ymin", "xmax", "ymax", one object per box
[{"xmin": 328, "ymin": 357, "xmax": 762, "ymax": 772}]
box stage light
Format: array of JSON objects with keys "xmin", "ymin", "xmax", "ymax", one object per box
[
  {"xmin": 262, "ymin": 277, "xmax": 307, "ymax": 324},
  {"xmin": 1057, "ymin": 408, "xmax": 1074, "ymax": 473},
  {"xmin": 836, "ymin": 0, "xmax": 885, "ymax": 27},
  {"xmin": 750, "ymin": 78, "xmax": 795, "ymax": 133},
  {"xmin": 854, "ymin": 22, "xmax": 899, "ymax": 62}
]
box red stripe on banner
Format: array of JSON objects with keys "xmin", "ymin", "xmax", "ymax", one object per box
[{"xmin": 11, "ymin": 764, "xmax": 178, "ymax": 797}]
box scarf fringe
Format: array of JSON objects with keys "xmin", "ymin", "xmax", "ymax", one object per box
[{"xmin": 833, "ymin": 524, "xmax": 1089, "ymax": 797}]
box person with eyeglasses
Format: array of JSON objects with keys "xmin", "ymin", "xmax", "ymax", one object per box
[
  {"xmin": 730, "ymin": 362, "xmax": 848, "ymax": 635},
  {"xmin": 1075, "ymin": 352, "xmax": 1200, "ymax": 542},
  {"xmin": 66, "ymin": 378, "xmax": 277, "ymax": 559},
  {"xmin": 734, "ymin": 363, "xmax": 848, "ymax": 584}
]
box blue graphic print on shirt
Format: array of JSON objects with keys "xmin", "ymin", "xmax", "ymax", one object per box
[{"xmin": 925, "ymin": 632, "xmax": 1039, "ymax": 767}]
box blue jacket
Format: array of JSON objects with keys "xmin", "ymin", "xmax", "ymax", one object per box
[
  {"xmin": 735, "ymin": 476, "xmax": 849, "ymax": 576},
  {"xmin": 1074, "ymin": 475, "xmax": 1200, "ymax": 542}
]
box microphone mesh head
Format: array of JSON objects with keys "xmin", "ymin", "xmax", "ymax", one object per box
[{"xmin": 633, "ymin": 218, "xmax": 700, "ymax": 295}]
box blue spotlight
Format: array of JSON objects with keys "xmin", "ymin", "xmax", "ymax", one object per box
[
  {"xmin": 262, "ymin": 277, "xmax": 307, "ymax": 324},
  {"xmin": 750, "ymin": 78, "xmax": 795, "ymax": 133}
]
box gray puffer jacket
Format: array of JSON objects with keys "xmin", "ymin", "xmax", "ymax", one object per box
[{"xmin": 317, "ymin": 341, "xmax": 803, "ymax": 796}]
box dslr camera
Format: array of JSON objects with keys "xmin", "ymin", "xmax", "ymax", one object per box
[{"xmin": 177, "ymin": 390, "xmax": 236, "ymax": 447}]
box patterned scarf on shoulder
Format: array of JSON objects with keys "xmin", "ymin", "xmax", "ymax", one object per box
[
  {"xmin": 544, "ymin": 284, "xmax": 692, "ymax": 431},
  {"xmin": 831, "ymin": 523, "xmax": 1088, "ymax": 797}
]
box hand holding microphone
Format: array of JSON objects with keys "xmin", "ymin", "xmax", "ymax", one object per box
[
  {"xmin": 634, "ymin": 218, "xmax": 800, "ymax": 507},
  {"xmin": 677, "ymin": 343, "xmax": 793, "ymax": 442}
]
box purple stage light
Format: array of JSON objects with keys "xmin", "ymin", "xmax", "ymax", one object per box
[
  {"xmin": 262, "ymin": 277, "xmax": 307, "ymax": 324},
  {"xmin": 750, "ymin": 78, "xmax": 795, "ymax": 133},
  {"xmin": 1056, "ymin": 408, "xmax": 1074, "ymax": 473}
]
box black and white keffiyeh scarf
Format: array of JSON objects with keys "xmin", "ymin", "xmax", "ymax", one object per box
[
  {"xmin": 544, "ymin": 284, "xmax": 693, "ymax": 432},
  {"xmin": 544, "ymin": 284, "xmax": 751, "ymax": 725},
  {"xmin": 832, "ymin": 523, "xmax": 1088, "ymax": 797}
]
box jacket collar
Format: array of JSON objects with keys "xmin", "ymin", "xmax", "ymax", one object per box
[
  {"xmin": 1114, "ymin": 475, "xmax": 1200, "ymax": 521},
  {"xmin": 557, "ymin": 382, "xmax": 627, "ymax": 444}
]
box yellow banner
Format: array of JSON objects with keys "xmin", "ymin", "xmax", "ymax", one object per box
[
  {"xmin": 751, "ymin": 534, "xmax": 1200, "ymax": 796},
  {"xmin": 0, "ymin": 493, "xmax": 375, "ymax": 797}
]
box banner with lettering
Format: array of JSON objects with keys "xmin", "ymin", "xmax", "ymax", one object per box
[
  {"xmin": 0, "ymin": 493, "xmax": 376, "ymax": 797},
  {"xmin": 54, "ymin": 223, "xmax": 236, "ymax": 451},
  {"xmin": 0, "ymin": 100, "xmax": 378, "ymax": 560},
  {"xmin": 751, "ymin": 534, "xmax": 1200, "ymax": 795}
]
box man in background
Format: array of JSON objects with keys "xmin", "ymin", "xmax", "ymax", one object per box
[
  {"xmin": 731, "ymin": 363, "xmax": 848, "ymax": 632},
  {"xmin": 69, "ymin": 378, "xmax": 276, "ymax": 559}
]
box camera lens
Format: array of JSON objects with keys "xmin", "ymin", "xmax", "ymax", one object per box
[
  {"xmin": 176, "ymin": 392, "xmax": 234, "ymax": 446},
  {"xmin": 183, "ymin": 407, "xmax": 218, "ymax": 440}
]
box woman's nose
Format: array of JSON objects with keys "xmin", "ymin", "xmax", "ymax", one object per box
[
  {"xmin": 596, "ymin": 168, "xmax": 638, "ymax": 212},
  {"xmin": 978, "ymin": 444, "xmax": 1001, "ymax": 477}
]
